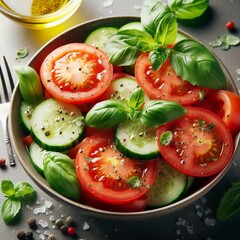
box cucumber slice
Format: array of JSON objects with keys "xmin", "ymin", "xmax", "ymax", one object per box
[
  {"xmin": 102, "ymin": 77, "xmax": 150, "ymax": 103},
  {"xmin": 31, "ymin": 98, "xmax": 84, "ymax": 151},
  {"xmin": 119, "ymin": 21, "xmax": 143, "ymax": 31},
  {"xmin": 29, "ymin": 142, "xmax": 46, "ymax": 177},
  {"xmin": 20, "ymin": 101, "xmax": 35, "ymax": 133},
  {"xmin": 85, "ymin": 26, "xmax": 118, "ymax": 49},
  {"xmin": 147, "ymin": 159, "xmax": 187, "ymax": 207},
  {"xmin": 115, "ymin": 119, "xmax": 159, "ymax": 160}
]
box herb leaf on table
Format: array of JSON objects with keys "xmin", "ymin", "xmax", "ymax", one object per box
[{"xmin": 217, "ymin": 180, "xmax": 240, "ymax": 221}]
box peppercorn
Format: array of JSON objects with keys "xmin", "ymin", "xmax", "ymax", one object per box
[
  {"xmin": 0, "ymin": 158, "xmax": 6, "ymax": 168},
  {"xmin": 226, "ymin": 21, "xmax": 235, "ymax": 31},
  {"xmin": 66, "ymin": 216, "xmax": 74, "ymax": 226},
  {"xmin": 60, "ymin": 224, "xmax": 68, "ymax": 234},
  {"xmin": 67, "ymin": 226, "xmax": 75, "ymax": 236},
  {"xmin": 55, "ymin": 218, "xmax": 64, "ymax": 228},
  {"xmin": 17, "ymin": 231, "xmax": 26, "ymax": 240},
  {"xmin": 48, "ymin": 233, "xmax": 56, "ymax": 240},
  {"xmin": 25, "ymin": 231, "xmax": 34, "ymax": 240},
  {"xmin": 28, "ymin": 217, "xmax": 37, "ymax": 230}
]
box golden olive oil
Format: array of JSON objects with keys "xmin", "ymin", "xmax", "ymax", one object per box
[{"xmin": 1, "ymin": 0, "xmax": 68, "ymax": 16}]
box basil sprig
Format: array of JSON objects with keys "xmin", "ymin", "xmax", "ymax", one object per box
[
  {"xmin": 85, "ymin": 88, "xmax": 186, "ymax": 128},
  {"xmin": 104, "ymin": 0, "xmax": 226, "ymax": 89},
  {"xmin": 1, "ymin": 180, "xmax": 36, "ymax": 225}
]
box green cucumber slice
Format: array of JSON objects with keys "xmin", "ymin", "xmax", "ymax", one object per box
[
  {"xmin": 114, "ymin": 119, "xmax": 159, "ymax": 160},
  {"xmin": 147, "ymin": 159, "xmax": 187, "ymax": 207},
  {"xmin": 20, "ymin": 101, "xmax": 35, "ymax": 133},
  {"xmin": 31, "ymin": 98, "xmax": 84, "ymax": 151},
  {"xmin": 29, "ymin": 142, "xmax": 46, "ymax": 177},
  {"xmin": 85, "ymin": 26, "xmax": 118, "ymax": 49},
  {"xmin": 119, "ymin": 21, "xmax": 143, "ymax": 31}
]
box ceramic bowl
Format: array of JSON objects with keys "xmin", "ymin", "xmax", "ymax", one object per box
[
  {"xmin": 10, "ymin": 16, "xmax": 240, "ymax": 220},
  {"xmin": 0, "ymin": 0, "xmax": 82, "ymax": 29}
]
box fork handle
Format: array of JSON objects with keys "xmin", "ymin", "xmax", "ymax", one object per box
[{"xmin": 5, "ymin": 117, "xmax": 16, "ymax": 167}]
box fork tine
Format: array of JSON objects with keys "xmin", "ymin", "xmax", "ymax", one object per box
[
  {"xmin": 3, "ymin": 56, "xmax": 15, "ymax": 93},
  {"xmin": 0, "ymin": 63, "xmax": 10, "ymax": 102}
]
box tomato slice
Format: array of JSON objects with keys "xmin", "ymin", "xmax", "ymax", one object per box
[
  {"xmin": 195, "ymin": 90, "xmax": 240, "ymax": 136},
  {"xmin": 40, "ymin": 43, "xmax": 113, "ymax": 104},
  {"xmin": 156, "ymin": 107, "xmax": 234, "ymax": 177},
  {"xmin": 135, "ymin": 53, "xmax": 204, "ymax": 105},
  {"xmin": 75, "ymin": 131, "xmax": 157, "ymax": 205}
]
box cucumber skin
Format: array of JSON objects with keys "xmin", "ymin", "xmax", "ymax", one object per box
[{"xmin": 114, "ymin": 136, "xmax": 160, "ymax": 160}]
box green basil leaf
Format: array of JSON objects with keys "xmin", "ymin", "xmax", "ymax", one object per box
[
  {"xmin": 149, "ymin": 48, "xmax": 170, "ymax": 71},
  {"xmin": 155, "ymin": 12, "xmax": 178, "ymax": 45},
  {"xmin": 14, "ymin": 65, "xmax": 44, "ymax": 104},
  {"xmin": 14, "ymin": 182, "xmax": 36, "ymax": 202},
  {"xmin": 168, "ymin": 0, "xmax": 209, "ymax": 19},
  {"xmin": 16, "ymin": 47, "xmax": 28, "ymax": 60},
  {"xmin": 127, "ymin": 176, "xmax": 141, "ymax": 188},
  {"xmin": 170, "ymin": 39, "xmax": 226, "ymax": 89},
  {"xmin": 2, "ymin": 198, "xmax": 21, "ymax": 225},
  {"xmin": 160, "ymin": 131, "xmax": 173, "ymax": 146},
  {"xmin": 118, "ymin": 29, "xmax": 157, "ymax": 51},
  {"xmin": 1, "ymin": 180, "xmax": 15, "ymax": 197},
  {"xmin": 129, "ymin": 88, "xmax": 145, "ymax": 109},
  {"xmin": 43, "ymin": 152, "xmax": 81, "ymax": 201},
  {"xmin": 217, "ymin": 181, "xmax": 240, "ymax": 221},
  {"xmin": 140, "ymin": 100, "xmax": 186, "ymax": 127},
  {"xmin": 141, "ymin": 0, "xmax": 171, "ymax": 38},
  {"xmin": 104, "ymin": 34, "xmax": 141, "ymax": 66},
  {"xmin": 85, "ymin": 100, "xmax": 128, "ymax": 128}
]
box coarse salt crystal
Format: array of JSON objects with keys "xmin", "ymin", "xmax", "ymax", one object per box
[
  {"xmin": 33, "ymin": 206, "xmax": 46, "ymax": 214},
  {"xmin": 204, "ymin": 217, "xmax": 216, "ymax": 226},
  {"xmin": 103, "ymin": 0, "xmax": 113, "ymax": 8},
  {"xmin": 38, "ymin": 219, "xmax": 48, "ymax": 228},
  {"xmin": 83, "ymin": 221, "xmax": 90, "ymax": 230}
]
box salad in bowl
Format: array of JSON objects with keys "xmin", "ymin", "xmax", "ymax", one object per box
[{"xmin": 10, "ymin": 0, "xmax": 240, "ymax": 219}]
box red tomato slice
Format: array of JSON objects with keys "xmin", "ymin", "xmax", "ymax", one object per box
[
  {"xmin": 40, "ymin": 43, "xmax": 113, "ymax": 104},
  {"xmin": 195, "ymin": 90, "xmax": 240, "ymax": 136},
  {"xmin": 156, "ymin": 107, "xmax": 234, "ymax": 177},
  {"xmin": 81, "ymin": 186, "xmax": 147, "ymax": 212},
  {"xmin": 75, "ymin": 132, "xmax": 157, "ymax": 205},
  {"xmin": 135, "ymin": 53, "xmax": 204, "ymax": 105}
]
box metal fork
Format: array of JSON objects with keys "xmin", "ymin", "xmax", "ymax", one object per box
[{"xmin": 0, "ymin": 56, "xmax": 16, "ymax": 167}]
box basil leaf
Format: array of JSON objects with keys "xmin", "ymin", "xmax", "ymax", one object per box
[
  {"xmin": 1, "ymin": 180, "xmax": 15, "ymax": 197},
  {"xmin": 141, "ymin": 0, "xmax": 171, "ymax": 38},
  {"xmin": 217, "ymin": 181, "xmax": 240, "ymax": 221},
  {"xmin": 2, "ymin": 198, "xmax": 21, "ymax": 225},
  {"xmin": 43, "ymin": 152, "xmax": 81, "ymax": 201},
  {"xmin": 160, "ymin": 131, "xmax": 173, "ymax": 146},
  {"xmin": 119, "ymin": 29, "xmax": 157, "ymax": 51},
  {"xmin": 149, "ymin": 48, "xmax": 170, "ymax": 70},
  {"xmin": 129, "ymin": 88, "xmax": 145, "ymax": 109},
  {"xmin": 127, "ymin": 176, "xmax": 141, "ymax": 188},
  {"xmin": 155, "ymin": 12, "xmax": 178, "ymax": 45},
  {"xmin": 168, "ymin": 0, "xmax": 209, "ymax": 19},
  {"xmin": 16, "ymin": 47, "xmax": 28, "ymax": 60},
  {"xmin": 104, "ymin": 34, "xmax": 141, "ymax": 66},
  {"xmin": 14, "ymin": 65, "xmax": 44, "ymax": 104},
  {"xmin": 85, "ymin": 100, "xmax": 128, "ymax": 128},
  {"xmin": 140, "ymin": 100, "xmax": 186, "ymax": 127},
  {"xmin": 14, "ymin": 182, "xmax": 36, "ymax": 202},
  {"xmin": 170, "ymin": 39, "xmax": 226, "ymax": 89}
]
